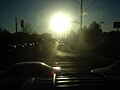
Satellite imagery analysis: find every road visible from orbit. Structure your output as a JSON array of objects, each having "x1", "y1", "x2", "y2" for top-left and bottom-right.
[
  {"x1": 0, "y1": 41, "x2": 116, "y2": 90},
  {"x1": 25, "y1": 41, "x2": 115, "y2": 90},
  {"x1": 38, "y1": 41, "x2": 112, "y2": 74}
]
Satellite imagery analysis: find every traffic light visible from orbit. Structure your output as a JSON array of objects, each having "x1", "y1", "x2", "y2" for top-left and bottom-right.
[{"x1": 21, "y1": 20, "x2": 24, "y2": 27}]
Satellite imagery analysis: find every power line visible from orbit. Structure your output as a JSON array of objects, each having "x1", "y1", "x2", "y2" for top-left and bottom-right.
[
  {"x1": 73, "y1": 0, "x2": 97, "y2": 29},
  {"x1": 85, "y1": 0, "x2": 97, "y2": 11},
  {"x1": 73, "y1": 0, "x2": 80, "y2": 5}
]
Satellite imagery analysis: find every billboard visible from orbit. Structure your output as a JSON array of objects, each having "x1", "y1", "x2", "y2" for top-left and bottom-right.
[{"x1": 113, "y1": 22, "x2": 120, "y2": 28}]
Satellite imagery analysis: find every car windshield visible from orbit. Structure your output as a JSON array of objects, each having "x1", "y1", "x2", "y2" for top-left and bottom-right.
[{"x1": 0, "y1": 0, "x2": 120, "y2": 90}]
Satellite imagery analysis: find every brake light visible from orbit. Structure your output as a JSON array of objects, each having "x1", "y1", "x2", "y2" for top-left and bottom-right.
[{"x1": 49, "y1": 70, "x2": 55, "y2": 77}]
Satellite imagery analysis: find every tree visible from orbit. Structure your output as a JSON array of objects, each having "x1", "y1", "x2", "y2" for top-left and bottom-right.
[
  {"x1": 65, "y1": 30, "x2": 78, "y2": 49},
  {"x1": 88, "y1": 21, "x2": 103, "y2": 34},
  {"x1": 85, "y1": 21, "x2": 103, "y2": 45},
  {"x1": 22, "y1": 23, "x2": 33, "y2": 34}
]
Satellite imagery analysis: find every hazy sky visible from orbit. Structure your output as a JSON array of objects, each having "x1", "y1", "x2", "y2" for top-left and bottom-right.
[{"x1": 0, "y1": 0, "x2": 120, "y2": 35}]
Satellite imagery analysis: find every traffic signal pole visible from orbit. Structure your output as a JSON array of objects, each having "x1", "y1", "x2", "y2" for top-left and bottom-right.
[
  {"x1": 15, "y1": 17, "x2": 18, "y2": 33},
  {"x1": 15, "y1": 18, "x2": 24, "y2": 33}
]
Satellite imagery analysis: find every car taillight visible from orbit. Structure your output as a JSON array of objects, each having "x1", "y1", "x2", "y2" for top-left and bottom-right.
[
  {"x1": 49, "y1": 70, "x2": 55, "y2": 77},
  {"x1": 49, "y1": 70, "x2": 57, "y2": 85}
]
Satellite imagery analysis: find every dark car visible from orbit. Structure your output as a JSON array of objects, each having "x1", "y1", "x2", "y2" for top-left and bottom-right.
[
  {"x1": 91, "y1": 60, "x2": 120, "y2": 89},
  {"x1": 0, "y1": 61, "x2": 61, "y2": 90}
]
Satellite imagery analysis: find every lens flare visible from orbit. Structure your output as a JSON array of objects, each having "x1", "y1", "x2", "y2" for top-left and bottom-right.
[{"x1": 50, "y1": 12, "x2": 70, "y2": 33}]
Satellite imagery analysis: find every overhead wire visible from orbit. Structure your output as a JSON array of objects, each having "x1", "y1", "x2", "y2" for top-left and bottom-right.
[
  {"x1": 73, "y1": 0, "x2": 81, "y2": 5},
  {"x1": 85, "y1": 0, "x2": 98, "y2": 11}
]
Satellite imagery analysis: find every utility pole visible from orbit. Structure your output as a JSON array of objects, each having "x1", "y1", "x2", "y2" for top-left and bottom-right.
[
  {"x1": 73, "y1": 0, "x2": 83, "y2": 29},
  {"x1": 80, "y1": 0, "x2": 83, "y2": 29}
]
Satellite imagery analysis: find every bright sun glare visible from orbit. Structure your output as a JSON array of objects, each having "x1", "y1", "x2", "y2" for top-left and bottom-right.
[{"x1": 50, "y1": 13, "x2": 70, "y2": 33}]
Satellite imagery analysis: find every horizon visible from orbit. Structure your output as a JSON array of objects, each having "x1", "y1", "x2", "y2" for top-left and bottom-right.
[{"x1": 0, "y1": 0, "x2": 120, "y2": 37}]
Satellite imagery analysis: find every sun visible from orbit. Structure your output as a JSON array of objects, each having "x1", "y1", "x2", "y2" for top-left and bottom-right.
[{"x1": 50, "y1": 13, "x2": 70, "y2": 33}]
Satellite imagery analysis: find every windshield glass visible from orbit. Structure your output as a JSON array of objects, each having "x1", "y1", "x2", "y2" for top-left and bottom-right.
[{"x1": 0, "y1": 0, "x2": 120, "y2": 90}]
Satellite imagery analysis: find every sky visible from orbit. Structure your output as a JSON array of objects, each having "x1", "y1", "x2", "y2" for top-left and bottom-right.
[{"x1": 0, "y1": 0, "x2": 120, "y2": 36}]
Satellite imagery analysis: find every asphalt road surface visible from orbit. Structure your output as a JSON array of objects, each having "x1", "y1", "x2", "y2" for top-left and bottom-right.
[
  {"x1": 25, "y1": 41, "x2": 115, "y2": 90},
  {"x1": 0, "y1": 41, "x2": 117, "y2": 90}
]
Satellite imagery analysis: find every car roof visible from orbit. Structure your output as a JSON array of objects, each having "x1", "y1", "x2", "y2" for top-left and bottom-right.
[
  {"x1": 13, "y1": 61, "x2": 52, "y2": 69},
  {"x1": 16, "y1": 61, "x2": 45, "y2": 65}
]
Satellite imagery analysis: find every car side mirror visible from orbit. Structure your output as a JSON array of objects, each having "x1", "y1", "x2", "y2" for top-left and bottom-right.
[{"x1": 53, "y1": 67, "x2": 61, "y2": 74}]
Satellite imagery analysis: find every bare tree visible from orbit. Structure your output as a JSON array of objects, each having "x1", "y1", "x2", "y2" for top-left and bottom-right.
[{"x1": 22, "y1": 23, "x2": 33, "y2": 34}]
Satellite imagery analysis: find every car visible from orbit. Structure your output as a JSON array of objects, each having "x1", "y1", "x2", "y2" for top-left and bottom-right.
[
  {"x1": 91, "y1": 60, "x2": 120, "y2": 89},
  {"x1": 0, "y1": 61, "x2": 61, "y2": 90},
  {"x1": 91, "y1": 60, "x2": 120, "y2": 74}
]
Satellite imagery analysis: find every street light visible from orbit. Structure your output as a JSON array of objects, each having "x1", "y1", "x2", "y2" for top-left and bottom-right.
[{"x1": 99, "y1": 22, "x2": 104, "y2": 29}]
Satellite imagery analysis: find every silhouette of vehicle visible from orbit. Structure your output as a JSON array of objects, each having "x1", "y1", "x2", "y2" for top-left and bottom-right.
[
  {"x1": 91, "y1": 60, "x2": 120, "y2": 89},
  {"x1": 0, "y1": 61, "x2": 61, "y2": 90}
]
